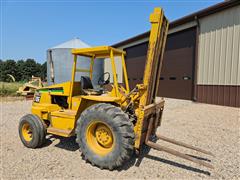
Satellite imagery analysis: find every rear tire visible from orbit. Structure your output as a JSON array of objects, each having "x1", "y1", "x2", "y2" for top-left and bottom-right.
[
  {"x1": 76, "y1": 103, "x2": 135, "y2": 170},
  {"x1": 19, "y1": 114, "x2": 46, "y2": 148}
]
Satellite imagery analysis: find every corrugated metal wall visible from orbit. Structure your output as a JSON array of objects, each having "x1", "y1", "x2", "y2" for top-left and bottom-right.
[
  {"x1": 197, "y1": 5, "x2": 240, "y2": 107},
  {"x1": 197, "y1": 5, "x2": 240, "y2": 86}
]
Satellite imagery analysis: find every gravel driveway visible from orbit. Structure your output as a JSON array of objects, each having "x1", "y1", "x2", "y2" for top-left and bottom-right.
[{"x1": 1, "y1": 98, "x2": 239, "y2": 179}]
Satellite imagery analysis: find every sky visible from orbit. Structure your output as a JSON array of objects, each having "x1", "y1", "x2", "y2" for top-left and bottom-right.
[{"x1": 1, "y1": 0, "x2": 223, "y2": 63}]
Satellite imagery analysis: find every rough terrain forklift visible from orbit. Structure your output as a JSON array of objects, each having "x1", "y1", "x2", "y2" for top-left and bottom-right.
[{"x1": 19, "y1": 7, "x2": 214, "y2": 170}]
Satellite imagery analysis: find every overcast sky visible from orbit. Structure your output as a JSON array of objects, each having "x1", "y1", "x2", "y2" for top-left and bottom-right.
[{"x1": 1, "y1": 0, "x2": 222, "y2": 63}]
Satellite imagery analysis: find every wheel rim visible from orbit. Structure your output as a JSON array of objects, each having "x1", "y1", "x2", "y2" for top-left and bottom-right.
[
  {"x1": 22, "y1": 123, "x2": 33, "y2": 142},
  {"x1": 86, "y1": 121, "x2": 114, "y2": 156}
]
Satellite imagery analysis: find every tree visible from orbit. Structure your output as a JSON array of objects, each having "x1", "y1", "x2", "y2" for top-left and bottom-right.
[
  {"x1": 1, "y1": 60, "x2": 17, "y2": 82},
  {"x1": 0, "y1": 59, "x2": 47, "y2": 82},
  {"x1": 0, "y1": 59, "x2": 3, "y2": 81},
  {"x1": 40, "y1": 61, "x2": 47, "y2": 81},
  {"x1": 21, "y1": 59, "x2": 39, "y2": 81},
  {"x1": 16, "y1": 60, "x2": 25, "y2": 81}
]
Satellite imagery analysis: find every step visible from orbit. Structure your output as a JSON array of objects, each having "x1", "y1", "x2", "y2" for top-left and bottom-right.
[
  {"x1": 47, "y1": 127, "x2": 73, "y2": 137},
  {"x1": 51, "y1": 110, "x2": 77, "y2": 118}
]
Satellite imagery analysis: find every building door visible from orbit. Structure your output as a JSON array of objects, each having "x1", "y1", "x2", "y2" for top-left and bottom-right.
[
  {"x1": 124, "y1": 27, "x2": 196, "y2": 100},
  {"x1": 125, "y1": 43, "x2": 148, "y2": 90}
]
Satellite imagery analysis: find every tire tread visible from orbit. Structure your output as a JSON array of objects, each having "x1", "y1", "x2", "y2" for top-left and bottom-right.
[{"x1": 75, "y1": 103, "x2": 135, "y2": 170}]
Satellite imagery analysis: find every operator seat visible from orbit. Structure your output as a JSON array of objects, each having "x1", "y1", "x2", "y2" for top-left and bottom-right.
[{"x1": 80, "y1": 76, "x2": 102, "y2": 95}]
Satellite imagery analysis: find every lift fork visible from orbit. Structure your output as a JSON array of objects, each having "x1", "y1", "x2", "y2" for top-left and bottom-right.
[{"x1": 145, "y1": 117, "x2": 214, "y2": 169}]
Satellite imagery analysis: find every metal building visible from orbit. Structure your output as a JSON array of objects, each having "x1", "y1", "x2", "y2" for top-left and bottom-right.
[
  {"x1": 47, "y1": 38, "x2": 104, "y2": 86},
  {"x1": 111, "y1": 0, "x2": 240, "y2": 107}
]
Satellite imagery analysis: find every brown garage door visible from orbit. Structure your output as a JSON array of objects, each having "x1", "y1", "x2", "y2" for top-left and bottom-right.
[
  {"x1": 124, "y1": 43, "x2": 148, "y2": 90},
  {"x1": 124, "y1": 27, "x2": 196, "y2": 100}
]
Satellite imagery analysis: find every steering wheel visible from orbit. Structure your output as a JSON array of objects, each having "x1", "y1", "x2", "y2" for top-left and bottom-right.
[{"x1": 98, "y1": 72, "x2": 110, "y2": 86}]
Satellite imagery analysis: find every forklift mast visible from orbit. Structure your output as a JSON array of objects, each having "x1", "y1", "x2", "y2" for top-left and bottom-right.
[
  {"x1": 140, "y1": 7, "x2": 169, "y2": 107},
  {"x1": 135, "y1": 8, "x2": 214, "y2": 169}
]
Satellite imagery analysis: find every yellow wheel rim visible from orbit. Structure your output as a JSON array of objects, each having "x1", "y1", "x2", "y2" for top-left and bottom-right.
[
  {"x1": 22, "y1": 123, "x2": 32, "y2": 142},
  {"x1": 86, "y1": 121, "x2": 114, "y2": 156}
]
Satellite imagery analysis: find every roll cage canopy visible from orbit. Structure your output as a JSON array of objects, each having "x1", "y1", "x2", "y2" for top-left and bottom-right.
[
  {"x1": 70, "y1": 46, "x2": 130, "y2": 100},
  {"x1": 72, "y1": 46, "x2": 126, "y2": 58}
]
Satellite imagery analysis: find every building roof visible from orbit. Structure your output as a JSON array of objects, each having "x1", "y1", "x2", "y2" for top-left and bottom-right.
[
  {"x1": 50, "y1": 38, "x2": 90, "y2": 49},
  {"x1": 113, "y1": 0, "x2": 239, "y2": 48}
]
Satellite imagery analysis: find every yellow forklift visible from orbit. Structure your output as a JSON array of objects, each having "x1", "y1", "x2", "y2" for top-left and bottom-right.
[{"x1": 18, "y1": 8, "x2": 214, "y2": 170}]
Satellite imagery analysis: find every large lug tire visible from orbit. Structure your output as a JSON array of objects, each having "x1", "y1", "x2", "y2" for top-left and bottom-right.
[
  {"x1": 76, "y1": 103, "x2": 135, "y2": 170},
  {"x1": 19, "y1": 114, "x2": 46, "y2": 148}
]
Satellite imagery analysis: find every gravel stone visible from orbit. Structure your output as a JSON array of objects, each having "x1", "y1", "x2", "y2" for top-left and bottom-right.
[{"x1": 1, "y1": 98, "x2": 239, "y2": 179}]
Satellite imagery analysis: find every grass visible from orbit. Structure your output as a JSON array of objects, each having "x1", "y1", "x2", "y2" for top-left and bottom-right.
[{"x1": 0, "y1": 82, "x2": 24, "y2": 96}]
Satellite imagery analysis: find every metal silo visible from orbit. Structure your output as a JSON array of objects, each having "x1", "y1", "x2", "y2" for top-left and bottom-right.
[{"x1": 47, "y1": 38, "x2": 104, "y2": 87}]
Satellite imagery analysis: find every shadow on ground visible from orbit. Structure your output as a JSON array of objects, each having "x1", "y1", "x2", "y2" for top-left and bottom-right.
[
  {"x1": 42, "y1": 135, "x2": 79, "y2": 151},
  {"x1": 135, "y1": 145, "x2": 211, "y2": 176},
  {"x1": 42, "y1": 135, "x2": 211, "y2": 175}
]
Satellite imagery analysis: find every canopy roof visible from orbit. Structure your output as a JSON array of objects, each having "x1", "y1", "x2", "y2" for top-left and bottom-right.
[{"x1": 71, "y1": 46, "x2": 126, "y2": 58}]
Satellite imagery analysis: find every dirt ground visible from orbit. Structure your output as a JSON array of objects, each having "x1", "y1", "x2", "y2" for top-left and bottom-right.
[{"x1": 1, "y1": 98, "x2": 239, "y2": 179}]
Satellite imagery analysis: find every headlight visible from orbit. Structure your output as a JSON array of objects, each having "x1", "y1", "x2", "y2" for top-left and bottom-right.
[{"x1": 34, "y1": 91, "x2": 41, "y2": 103}]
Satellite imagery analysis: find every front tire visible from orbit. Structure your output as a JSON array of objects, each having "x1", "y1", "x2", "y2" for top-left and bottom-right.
[
  {"x1": 76, "y1": 103, "x2": 135, "y2": 170},
  {"x1": 19, "y1": 114, "x2": 46, "y2": 148}
]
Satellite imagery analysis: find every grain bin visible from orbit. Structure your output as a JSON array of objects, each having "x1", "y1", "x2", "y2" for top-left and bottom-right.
[{"x1": 47, "y1": 38, "x2": 104, "y2": 87}]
